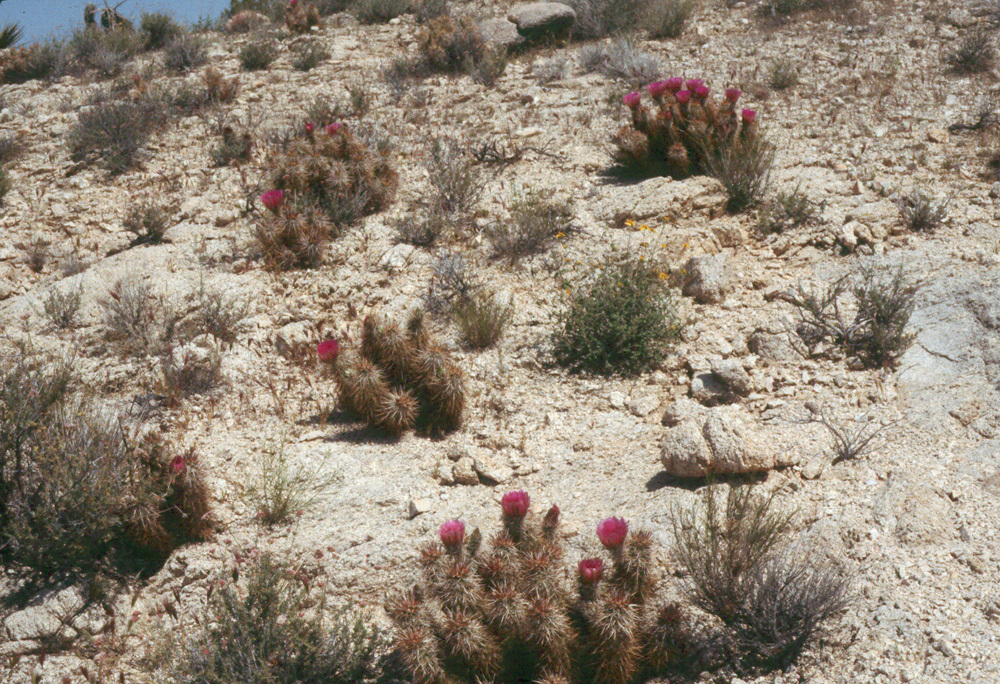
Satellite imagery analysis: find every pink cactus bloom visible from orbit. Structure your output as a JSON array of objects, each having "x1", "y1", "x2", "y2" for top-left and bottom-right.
[
  {"x1": 260, "y1": 189, "x2": 285, "y2": 213},
  {"x1": 694, "y1": 85, "x2": 710, "y2": 101},
  {"x1": 725, "y1": 88, "x2": 742, "y2": 102},
  {"x1": 325, "y1": 122, "x2": 342, "y2": 135},
  {"x1": 439, "y1": 519, "x2": 465, "y2": 548},
  {"x1": 305, "y1": 121, "x2": 315, "y2": 134},
  {"x1": 647, "y1": 81, "x2": 670, "y2": 99},
  {"x1": 171, "y1": 454, "x2": 186, "y2": 474},
  {"x1": 288, "y1": 0, "x2": 298, "y2": 7},
  {"x1": 501, "y1": 490, "x2": 530, "y2": 518},
  {"x1": 741, "y1": 108, "x2": 757, "y2": 124},
  {"x1": 578, "y1": 558, "x2": 604, "y2": 584},
  {"x1": 597, "y1": 516, "x2": 629, "y2": 549},
  {"x1": 685, "y1": 79, "x2": 704, "y2": 91},
  {"x1": 665, "y1": 77, "x2": 684, "y2": 92},
  {"x1": 317, "y1": 339, "x2": 339, "y2": 362},
  {"x1": 623, "y1": 91, "x2": 642, "y2": 109},
  {"x1": 675, "y1": 90, "x2": 692, "y2": 105}
]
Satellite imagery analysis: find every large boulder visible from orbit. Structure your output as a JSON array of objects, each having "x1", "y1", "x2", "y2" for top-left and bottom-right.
[
  {"x1": 479, "y1": 17, "x2": 525, "y2": 49},
  {"x1": 507, "y1": 3, "x2": 575, "y2": 41},
  {"x1": 660, "y1": 408, "x2": 798, "y2": 477}
]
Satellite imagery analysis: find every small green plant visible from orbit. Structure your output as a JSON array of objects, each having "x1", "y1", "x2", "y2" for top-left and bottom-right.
[
  {"x1": 245, "y1": 439, "x2": 341, "y2": 525},
  {"x1": 99, "y1": 273, "x2": 163, "y2": 352},
  {"x1": 896, "y1": 189, "x2": 948, "y2": 232},
  {"x1": 141, "y1": 11, "x2": 185, "y2": 50},
  {"x1": 239, "y1": 34, "x2": 279, "y2": 70},
  {"x1": 0, "y1": 22, "x2": 24, "y2": 50},
  {"x1": 577, "y1": 36, "x2": 663, "y2": 85},
  {"x1": 418, "y1": 14, "x2": 504, "y2": 84},
  {"x1": 643, "y1": 0, "x2": 697, "y2": 39},
  {"x1": 194, "y1": 281, "x2": 250, "y2": 343},
  {"x1": 553, "y1": 253, "x2": 682, "y2": 376},
  {"x1": 388, "y1": 490, "x2": 697, "y2": 684},
  {"x1": 702, "y1": 125, "x2": 775, "y2": 212},
  {"x1": 318, "y1": 311, "x2": 465, "y2": 436},
  {"x1": 757, "y1": 184, "x2": 815, "y2": 233},
  {"x1": 211, "y1": 125, "x2": 254, "y2": 166},
  {"x1": 68, "y1": 92, "x2": 167, "y2": 175},
  {"x1": 165, "y1": 551, "x2": 390, "y2": 684},
  {"x1": 426, "y1": 136, "x2": 483, "y2": 218},
  {"x1": 0, "y1": 167, "x2": 10, "y2": 208},
  {"x1": 160, "y1": 341, "x2": 225, "y2": 406},
  {"x1": 565, "y1": 0, "x2": 645, "y2": 39},
  {"x1": 353, "y1": 0, "x2": 411, "y2": 24},
  {"x1": 454, "y1": 290, "x2": 514, "y2": 349},
  {"x1": 41, "y1": 285, "x2": 83, "y2": 329},
  {"x1": 487, "y1": 191, "x2": 573, "y2": 263},
  {"x1": 947, "y1": 26, "x2": 996, "y2": 74},
  {"x1": 768, "y1": 56, "x2": 799, "y2": 90},
  {"x1": 164, "y1": 33, "x2": 209, "y2": 72},
  {"x1": 124, "y1": 200, "x2": 173, "y2": 246},
  {"x1": 397, "y1": 207, "x2": 451, "y2": 246},
  {"x1": 291, "y1": 39, "x2": 329, "y2": 71}
]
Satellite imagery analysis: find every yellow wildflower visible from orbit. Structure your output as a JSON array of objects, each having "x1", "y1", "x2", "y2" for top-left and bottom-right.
[
  {"x1": 624, "y1": 218, "x2": 636, "y2": 227},
  {"x1": 555, "y1": 231, "x2": 566, "y2": 238},
  {"x1": 658, "y1": 272, "x2": 668, "y2": 280}
]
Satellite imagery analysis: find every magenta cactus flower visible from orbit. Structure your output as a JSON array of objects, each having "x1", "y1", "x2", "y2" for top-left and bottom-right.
[
  {"x1": 741, "y1": 108, "x2": 756, "y2": 124},
  {"x1": 623, "y1": 91, "x2": 642, "y2": 109},
  {"x1": 171, "y1": 454, "x2": 186, "y2": 475},
  {"x1": 665, "y1": 77, "x2": 684, "y2": 92},
  {"x1": 675, "y1": 90, "x2": 692, "y2": 105},
  {"x1": 693, "y1": 85, "x2": 710, "y2": 101},
  {"x1": 260, "y1": 189, "x2": 285, "y2": 213},
  {"x1": 305, "y1": 121, "x2": 315, "y2": 135},
  {"x1": 578, "y1": 558, "x2": 604, "y2": 584},
  {"x1": 647, "y1": 81, "x2": 670, "y2": 99},
  {"x1": 597, "y1": 516, "x2": 629, "y2": 549},
  {"x1": 725, "y1": 88, "x2": 742, "y2": 102},
  {"x1": 439, "y1": 519, "x2": 465, "y2": 548},
  {"x1": 685, "y1": 79, "x2": 704, "y2": 91},
  {"x1": 325, "y1": 122, "x2": 342, "y2": 135},
  {"x1": 317, "y1": 339, "x2": 339, "y2": 362},
  {"x1": 501, "y1": 490, "x2": 530, "y2": 518}
]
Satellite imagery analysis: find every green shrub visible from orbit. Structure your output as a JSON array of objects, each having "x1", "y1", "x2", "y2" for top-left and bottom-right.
[
  {"x1": 41, "y1": 285, "x2": 83, "y2": 329},
  {"x1": 426, "y1": 136, "x2": 482, "y2": 217},
  {"x1": 239, "y1": 35, "x2": 279, "y2": 70},
  {"x1": 0, "y1": 22, "x2": 23, "y2": 50},
  {"x1": 565, "y1": 0, "x2": 644, "y2": 39},
  {"x1": 553, "y1": 253, "x2": 681, "y2": 375},
  {"x1": 353, "y1": 0, "x2": 411, "y2": 25},
  {"x1": 291, "y1": 39, "x2": 329, "y2": 71},
  {"x1": 702, "y1": 128, "x2": 775, "y2": 213},
  {"x1": 486, "y1": 191, "x2": 573, "y2": 263},
  {"x1": 644, "y1": 0, "x2": 697, "y2": 39},
  {"x1": 68, "y1": 92, "x2": 167, "y2": 175},
  {"x1": 124, "y1": 200, "x2": 172, "y2": 245},
  {"x1": 141, "y1": 11, "x2": 185, "y2": 50},
  {"x1": 0, "y1": 167, "x2": 10, "y2": 208},
  {"x1": 454, "y1": 290, "x2": 514, "y2": 349},
  {"x1": 245, "y1": 439, "x2": 341, "y2": 525},
  {"x1": 165, "y1": 33, "x2": 209, "y2": 72},
  {"x1": 896, "y1": 189, "x2": 948, "y2": 232}
]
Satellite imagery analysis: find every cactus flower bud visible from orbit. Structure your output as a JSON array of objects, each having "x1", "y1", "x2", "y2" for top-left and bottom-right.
[
  {"x1": 741, "y1": 108, "x2": 756, "y2": 124},
  {"x1": 438, "y1": 519, "x2": 465, "y2": 549},
  {"x1": 725, "y1": 88, "x2": 742, "y2": 102},
  {"x1": 260, "y1": 189, "x2": 284, "y2": 213},
  {"x1": 647, "y1": 81, "x2": 670, "y2": 99},
  {"x1": 317, "y1": 339, "x2": 339, "y2": 362},
  {"x1": 597, "y1": 516, "x2": 629, "y2": 549},
  {"x1": 304, "y1": 121, "x2": 315, "y2": 135},
  {"x1": 675, "y1": 90, "x2": 691, "y2": 105},
  {"x1": 665, "y1": 77, "x2": 684, "y2": 92},
  {"x1": 543, "y1": 504, "x2": 559, "y2": 529},
  {"x1": 623, "y1": 91, "x2": 642, "y2": 109},
  {"x1": 171, "y1": 454, "x2": 186, "y2": 474},
  {"x1": 693, "y1": 85, "x2": 710, "y2": 101},
  {"x1": 578, "y1": 558, "x2": 604, "y2": 584},
  {"x1": 501, "y1": 490, "x2": 530, "y2": 518},
  {"x1": 325, "y1": 122, "x2": 342, "y2": 135}
]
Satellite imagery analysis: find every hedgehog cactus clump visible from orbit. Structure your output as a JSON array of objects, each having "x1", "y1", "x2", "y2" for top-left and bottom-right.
[
  {"x1": 318, "y1": 311, "x2": 465, "y2": 436},
  {"x1": 387, "y1": 491, "x2": 695, "y2": 684},
  {"x1": 612, "y1": 78, "x2": 758, "y2": 179}
]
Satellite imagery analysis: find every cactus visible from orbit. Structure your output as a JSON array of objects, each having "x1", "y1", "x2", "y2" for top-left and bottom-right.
[
  {"x1": 612, "y1": 80, "x2": 758, "y2": 180},
  {"x1": 318, "y1": 311, "x2": 465, "y2": 436},
  {"x1": 387, "y1": 490, "x2": 694, "y2": 684}
]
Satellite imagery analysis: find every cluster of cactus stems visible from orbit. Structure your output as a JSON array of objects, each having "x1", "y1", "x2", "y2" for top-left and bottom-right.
[
  {"x1": 613, "y1": 78, "x2": 758, "y2": 179},
  {"x1": 285, "y1": 0, "x2": 320, "y2": 34},
  {"x1": 387, "y1": 491, "x2": 693, "y2": 684},
  {"x1": 318, "y1": 312, "x2": 465, "y2": 436}
]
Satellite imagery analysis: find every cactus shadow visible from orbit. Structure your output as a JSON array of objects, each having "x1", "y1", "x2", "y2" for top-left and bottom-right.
[
  {"x1": 645, "y1": 471, "x2": 767, "y2": 492},
  {"x1": 324, "y1": 423, "x2": 403, "y2": 445}
]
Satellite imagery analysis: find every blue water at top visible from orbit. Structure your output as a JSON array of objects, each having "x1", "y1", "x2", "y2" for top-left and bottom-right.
[{"x1": 0, "y1": 0, "x2": 235, "y2": 44}]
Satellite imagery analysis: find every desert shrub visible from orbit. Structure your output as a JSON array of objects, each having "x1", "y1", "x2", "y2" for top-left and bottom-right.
[
  {"x1": 318, "y1": 311, "x2": 465, "y2": 435},
  {"x1": 486, "y1": 191, "x2": 573, "y2": 263},
  {"x1": 553, "y1": 253, "x2": 681, "y2": 376},
  {"x1": 768, "y1": 56, "x2": 799, "y2": 90},
  {"x1": 286, "y1": 1, "x2": 321, "y2": 33},
  {"x1": 454, "y1": 290, "x2": 514, "y2": 349},
  {"x1": 41, "y1": 285, "x2": 83, "y2": 329},
  {"x1": 565, "y1": 0, "x2": 644, "y2": 39},
  {"x1": 0, "y1": 22, "x2": 23, "y2": 50},
  {"x1": 223, "y1": 0, "x2": 286, "y2": 21},
  {"x1": 291, "y1": 39, "x2": 330, "y2": 70},
  {"x1": 353, "y1": 0, "x2": 411, "y2": 24},
  {"x1": 124, "y1": 200, "x2": 172, "y2": 246},
  {"x1": 397, "y1": 208, "x2": 451, "y2": 246},
  {"x1": 0, "y1": 168, "x2": 10, "y2": 208},
  {"x1": 0, "y1": 134, "x2": 25, "y2": 166},
  {"x1": 644, "y1": 0, "x2": 697, "y2": 39},
  {"x1": 193, "y1": 282, "x2": 250, "y2": 343},
  {"x1": 68, "y1": 93, "x2": 167, "y2": 174},
  {"x1": 382, "y1": 56, "x2": 429, "y2": 100},
  {"x1": 245, "y1": 440, "x2": 341, "y2": 525},
  {"x1": 160, "y1": 340, "x2": 225, "y2": 406},
  {"x1": 578, "y1": 36, "x2": 663, "y2": 85},
  {"x1": 533, "y1": 56, "x2": 571, "y2": 83},
  {"x1": 0, "y1": 39, "x2": 68, "y2": 84},
  {"x1": 730, "y1": 547, "x2": 852, "y2": 670},
  {"x1": 415, "y1": 0, "x2": 449, "y2": 23},
  {"x1": 240, "y1": 34, "x2": 279, "y2": 70},
  {"x1": 20, "y1": 238, "x2": 48, "y2": 273},
  {"x1": 425, "y1": 252, "x2": 480, "y2": 314},
  {"x1": 471, "y1": 45, "x2": 507, "y2": 87},
  {"x1": 672, "y1": 484, "x2": 794, "y2": 625},
  {"x1": 388, "y1": 490, "x2": 698, "y2": 684},
  {"x1": 896, "y1": 189, "x2": 948, "y2": 232},
  {"x1": 702, "y1": 125, "x2": 775, "y2": 212},
  {"x1": 141, "y1": 11, "x2": 185, "y2": 51},
  {"x1": 783, "y1": 264, "x2": 917, "y2": 368},
  {"x1": 757, "y1": 184, "x2": 815, "y2": 233},
  {"x1": 98, "y1": 273, "x2": 164, "y2": 351},
  {"x1": 418, "y1": 15, "x2": 485, "y2": 73},
  {"x1": 166, "y1": 552, "x2": 389, "y2": 684},
  {"x1": 68, "y1": 27, "x2": 144, "y2": 79},
  {"x1": 315, "y1": 0, "x2": 354, "y2": 14},
  {"x1": 0, "y1": 351, "x2": 212, "y2": 581},
  {"x1": 211, "y1": 125, "x2": 254, "y2": 166},
  {"x1": 807, "y1": 407, "x2": 895, "y2": 464},
  {"x1": 426, "y1": 136, "x2": 483, "y2": 217},
  {"x1": 947, "y1": 26, "x2": 996, "y2": 74},
  {"x1": 164, "y1": 33, "x2": 208, "y2": 72}
]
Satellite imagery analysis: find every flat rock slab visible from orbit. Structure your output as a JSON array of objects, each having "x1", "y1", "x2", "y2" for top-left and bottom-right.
[
  {"x1": 479, "y1": 18, "x2": 525, "y2": 49},
  {"x1": 507, "y1": 2, "x2": 575, "y2": 40}
]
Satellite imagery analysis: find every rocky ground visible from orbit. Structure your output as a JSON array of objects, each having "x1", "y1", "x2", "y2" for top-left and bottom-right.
[{"x1": 1, "y1": 0, "x2": 999, "y2": 682}]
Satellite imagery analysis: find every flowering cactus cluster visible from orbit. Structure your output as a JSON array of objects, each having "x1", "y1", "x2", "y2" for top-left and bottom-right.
[
  {"x1": 285, "y1": 0, "x2": 320, "y2": 34},
  {"x1": 612, "y1": 78, "x2": 758, "y2": 179},
  {"x1": 387, "y1": 491, "x2": 693, "y2": 684},
  {"x1": 318, "y1": 312, "x2": 465, "y2": 436}
]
